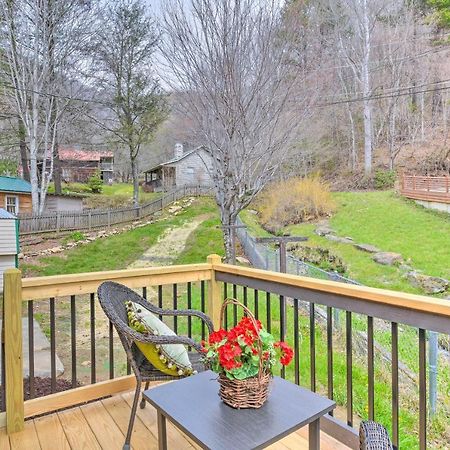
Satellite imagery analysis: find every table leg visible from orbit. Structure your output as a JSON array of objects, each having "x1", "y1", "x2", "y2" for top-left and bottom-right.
[
  {"x1": 309, "y1": 418, "x2": 320, "y2": 450},
  {"x1": 157, "y1": 411, "x2": 168, "y2": 450}
]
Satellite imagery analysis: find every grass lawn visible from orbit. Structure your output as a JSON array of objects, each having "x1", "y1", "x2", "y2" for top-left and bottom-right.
[
  {"x1": 243, "y1": 191, "x2": 450, "y2": 295},
  {"x1": 239, "y1": 190, "x2": 450, "y2": 447},
  {"x1": 22, "y1": 197, "x2": 222, "y2": 276},
  {"x1": 48, "y1": 182, "x2": 161, "y2": 206}
]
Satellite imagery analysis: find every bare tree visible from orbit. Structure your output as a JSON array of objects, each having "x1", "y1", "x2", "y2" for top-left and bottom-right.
[
  {"x1": 0, "y1": 0, "x2": 98, "y2": 213},
  {"x1": 162, "y1": 0, "x2": 309, "y2": 261},
  {"x1": 89, "y1": 0, "x2": 168, "y2": 207}
]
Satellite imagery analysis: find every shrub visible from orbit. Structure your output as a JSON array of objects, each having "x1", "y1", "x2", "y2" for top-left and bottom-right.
[
  {"x1": 62, "y1": 231, "x2": 86, "y2": 245},
  {"x1": 374, "y1": 169, "x2": 396, "y2": 190},
  {"x1": 257, "y1": 176, "x2": 335, "y2": 233},
  {"x1": 87, "y1": 171, "x2": 103, "y2": 194}
]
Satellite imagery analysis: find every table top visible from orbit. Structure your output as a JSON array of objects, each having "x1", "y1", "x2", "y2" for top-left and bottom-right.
[{"x1": 143, "y1": 370, "x2": 335, "y2": 450}]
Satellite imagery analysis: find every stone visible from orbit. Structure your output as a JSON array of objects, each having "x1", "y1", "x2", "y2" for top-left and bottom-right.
[
  {"x1": 325, "y1": 235, "x2": 354, "y2": 244},
  {"x1": 236, "y1": 256, "x2": 251, "y2": 266},
  {"x1": 372, "y1": 252, "x2": 403, "y2": 266},
  {"x1": 81, "y1": 360, "x2": 91, "y2": 367},
  {"x1": 315, "y1": 226, "x2": 335, "y2": 236},
  {"x1": 23, "y1": 237, "x2": 44, "y2": 245},
  {"x1": 18, "y1": 252, "x2": 24, "y2": 259},
  {"x1": 407, "y1": 272, "x2": 448, "y2": 294},
  {"x1": 354, "y1": 243, "x2": 380, "y2": 253},
  {"x1": 247, "y1": 209, "x2": 258, "y2": 215}
]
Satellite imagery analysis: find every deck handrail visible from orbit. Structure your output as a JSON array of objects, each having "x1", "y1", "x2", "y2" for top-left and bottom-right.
[
  {"x1": 400, "y1": 174, "x2": 450, "y2": 204},
  {"x1": 2, "y1": 255, "x2": 449, "y2": 448}
]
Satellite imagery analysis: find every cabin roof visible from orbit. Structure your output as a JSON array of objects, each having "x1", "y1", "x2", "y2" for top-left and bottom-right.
[
  {"x1": 0, "y1": 176, "x2": 32, "y2": 194},
  {"x1": 59, "y1": 149, "x2": 114, "y2": 162}
]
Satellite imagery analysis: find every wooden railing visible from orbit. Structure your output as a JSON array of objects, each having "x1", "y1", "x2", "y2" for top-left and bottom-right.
[
  {"x1": 18, "y1": 185, "x2": 211, "y2": 234},
  {"x1": 2, "y1": 256, "x2": 450, "y2": 449},
  {"x1": 400, "y1": 174, "x2": 450, "y2": 204}
]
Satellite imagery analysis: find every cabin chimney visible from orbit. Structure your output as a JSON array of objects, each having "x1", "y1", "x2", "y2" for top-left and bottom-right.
[{"x1": 174, "y1": 143, "x2": 183, "y2": 159}]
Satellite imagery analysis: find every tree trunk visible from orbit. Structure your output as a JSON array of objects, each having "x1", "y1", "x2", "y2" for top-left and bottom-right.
[
  {"x1": 362, "y1": 0, "x2": 372, "y2": 176},
  {"x1": 131, "y1": 156, "x2": 139, "y2": 207},
  {"x1": 18, "y1": 118, "x2": 30, "y2": 182},
  {"x1": 53, "y1": 142, "x2": 62, "y2": 194},
  {"x1": 220, "y1": 206, "x2": 237, "y2": 263}
]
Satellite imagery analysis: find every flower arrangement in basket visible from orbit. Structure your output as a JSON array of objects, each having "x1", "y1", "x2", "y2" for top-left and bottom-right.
[{"x1": 202, "y1": 298, "x2": 294, "y2": 409}]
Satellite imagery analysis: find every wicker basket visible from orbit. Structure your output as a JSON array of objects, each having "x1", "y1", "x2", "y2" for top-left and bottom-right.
[{"x1": 217, "y1": 298, "x2": 272, "y2": 409}]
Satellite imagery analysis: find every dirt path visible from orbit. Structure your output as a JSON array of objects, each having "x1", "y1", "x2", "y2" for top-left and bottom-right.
[{"x1": 128, "y1": 215, "x2": 207, "y2": 268}]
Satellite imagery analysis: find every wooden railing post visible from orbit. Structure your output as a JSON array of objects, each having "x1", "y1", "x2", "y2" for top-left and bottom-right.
[
  {"x1": 3, "y1": 269, "x2": 24, "y2": 433},
  {"x1": 207, "y1": 254, "x2": 222, "y2": 330}
]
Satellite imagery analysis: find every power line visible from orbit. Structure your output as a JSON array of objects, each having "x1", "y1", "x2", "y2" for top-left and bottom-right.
[{"x1": 317, "y1": 83, "x2": 450, "y2": 108}]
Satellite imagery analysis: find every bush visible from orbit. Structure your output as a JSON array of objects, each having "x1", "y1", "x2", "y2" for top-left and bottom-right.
[
  {"x1": 62, "y1": 231, "x2": 86, "y2": 245},
  {"x1": 374, "y1": 169, "x2": 396, "y2": 190},
  {"x1": 87, "y1": 171, "x2": 103, "y2": 194},
  {"x1": 257, "y1": 176, "x2": 336, "y2": 233}
]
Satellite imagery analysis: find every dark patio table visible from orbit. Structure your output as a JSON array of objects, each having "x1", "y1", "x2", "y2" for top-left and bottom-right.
[{"x1": 143, "y1": 370, "x2": 335, "y2": 450}]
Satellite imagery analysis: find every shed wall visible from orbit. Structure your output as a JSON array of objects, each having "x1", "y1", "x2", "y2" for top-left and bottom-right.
[
  {"x1": 0, "y1": 219, "x2": 18, "y2": 255},
  {"x1": 0, "y1": 255, "x2": 17, "y2": 291},
  {"x1": 0, "y1": 192, "x2": 32, "y2": 214}
]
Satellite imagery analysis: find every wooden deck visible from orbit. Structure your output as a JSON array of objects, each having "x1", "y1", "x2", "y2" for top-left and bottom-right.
[{"x1": 0, "y1": 389, "x2": 350, "y2": 450}]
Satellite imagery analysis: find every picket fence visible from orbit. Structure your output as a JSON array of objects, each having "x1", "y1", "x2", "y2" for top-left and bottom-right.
[{"x1": 18, "y1": 185, "x2": 211, "y2": 234}]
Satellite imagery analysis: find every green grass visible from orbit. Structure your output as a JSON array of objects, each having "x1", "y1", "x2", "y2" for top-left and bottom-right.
[
  {"x1": 329, "y1": 191, "x2": 450, "y2": 280},
  {"x1": 244, "y1": 191, "x2": 450, "y2": 294},
  {"x1": 48, "y1": 182, "x2": 161, "y2": 205},
  {"x1": 21, "y1": 198, "x2": 221, "y2": 276},
  {"x1": 238, "y1": 191, "x2": 450, "y2": 447}
]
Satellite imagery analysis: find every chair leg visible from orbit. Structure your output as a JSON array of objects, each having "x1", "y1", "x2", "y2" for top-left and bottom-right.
[
  {"x1": 123, "y1": 379, "x2": 142, "y2": 450},
  {"x1": 140, "y1": 381, "x2": 150, "y2": 409}
]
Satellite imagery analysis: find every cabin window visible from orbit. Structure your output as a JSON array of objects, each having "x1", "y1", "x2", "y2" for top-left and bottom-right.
[{"x1": 5, "y1": 195, "x2": 19, "y2": 214}]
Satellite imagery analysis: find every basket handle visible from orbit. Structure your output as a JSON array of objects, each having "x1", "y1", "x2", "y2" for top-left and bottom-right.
[{"x1": 219, "y1": 298, "x2": 265, "y2": 380}]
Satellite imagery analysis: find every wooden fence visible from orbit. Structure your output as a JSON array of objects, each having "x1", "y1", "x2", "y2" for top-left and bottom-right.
[
  {"x1": 400, "y1": 174, "x2": 450, "y2": 204},
  {"x1": 18, "y1": 185, "x2": 211, "y2": 235}
]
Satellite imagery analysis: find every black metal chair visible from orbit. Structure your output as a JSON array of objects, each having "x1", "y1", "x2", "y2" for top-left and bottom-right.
[
  {"x1": 97, "y1": 281, "x2": 213, "y2": 450},
  {"x1": 359, "y1": 421, "x2": 393, "y2": 449}
]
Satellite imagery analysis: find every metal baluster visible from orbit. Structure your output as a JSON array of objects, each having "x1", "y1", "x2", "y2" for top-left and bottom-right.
[
  {"x1": 327, "y1": 306, "x2": 333, "y2": 414},
  {"x1": 346, "y1": 311, "x2": 353, "y2": 427},
  {"x1": 243, "y1": 286, "x2": 248, "y2": 315},
  {"x1": 173, "y1": 284, "x2": 178, "y2": 334},
  {"x1": 109, "y1": 320, "x2": 114, "y2": 379},
  {"x1": 254, "y1": 290, "x2": 259, "y2": 319},
  {"x1": 158, "y1": 285, "x2": 163, "y2": 320},
  {"x1": 392, "y1": 322, "x2": 399, "y2": 449},
  {"x1": 142, "y1": 287, "x2": 147, "y2": 299},
  {"x1": 368, "y1": 316, "x2": 374, "y2": 421},
  {"x1": 266, "y1": 292, "x2": 271, "y2": 334},
  {"x1": 280, "y1": 295, "x2": 286, "y2": 379},
  {"x1": 28, "y1": 301, "x2": 35, "y2": 399},
  {"x1": 50, "y1": 297, "x2": 56, "y2": 393},
  {"x1": 71, "y1": 295, "x2": 77, "y2": 388},
  {"x1": 293, "y1": 298, "x2": 300, "y2": 385},
  {"x1": 187, "y1": 282, "x2": 192, "y2": 339},
  {"x1": 201, "y1": 281, "x2": 206, "y2": 341},
  {"x1": 310, "y1": 303, "x2": 316, "y2": 392},
  {"x1": 90, "y1": 293, "x2": 96, "y2": 384},
  {"x1": 232, "y1": 284, "x2": 238, "y2": 325},
  {"x1": 419, "y1": 329, "x2": 427, "y2": 450},
  {"x1": 223, "y1": 283, "x2": 228, "y2": 329}
]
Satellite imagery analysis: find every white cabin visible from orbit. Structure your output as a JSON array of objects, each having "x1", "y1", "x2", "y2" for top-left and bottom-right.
[{"x1": 0, "y1": 208, "x2": 19, "y2": 292}]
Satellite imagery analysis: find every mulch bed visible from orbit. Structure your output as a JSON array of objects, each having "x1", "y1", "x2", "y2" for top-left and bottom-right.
[{"x1": 0, "y1": 377, "x2": 79, "y2": 411}]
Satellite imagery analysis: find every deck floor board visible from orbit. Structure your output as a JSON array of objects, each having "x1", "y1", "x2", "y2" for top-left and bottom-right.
[{"x1": 5, "y1": 389, "x2": 350, "y2": 449}]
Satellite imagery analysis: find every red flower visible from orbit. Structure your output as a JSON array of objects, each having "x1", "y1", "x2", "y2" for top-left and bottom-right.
[
  {"x1": 274, "y1": 341, "x2": 294, "y2": 366},
  {"x1": 208, "y1": 329, "x2": 227, "y2": 345},
  {"x1": 217, "y1": 341, "x2": 242, "y2": 370}
]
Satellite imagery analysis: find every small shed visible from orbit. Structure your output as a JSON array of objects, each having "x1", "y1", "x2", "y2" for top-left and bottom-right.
[
  {"x1": 143, "y1": 144, "x2": 213, "y2": 192},
  {"x1": 0, "y1": 208, "x2": 19, "y2": 292}
]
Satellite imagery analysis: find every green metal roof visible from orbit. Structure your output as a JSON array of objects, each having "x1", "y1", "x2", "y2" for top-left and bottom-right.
[{"x1": 0, "y1": 176, "x2": 32, "y2": 193}]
